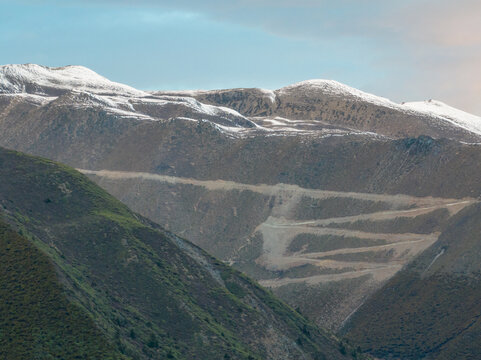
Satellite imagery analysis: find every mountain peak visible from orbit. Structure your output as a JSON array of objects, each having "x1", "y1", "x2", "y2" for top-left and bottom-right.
[
  {"x1": 402, "y1": 99, "x2": 481, "y2": 136},
  {"x1": 2, "y1": 63, "x2": 480, "y2": 138},
  {"x1": 0, "y1": 63, "x2": 145, "y2": 97},
  {"x1": 278, "y1": 78, "x2": 398, "y2": 108}
]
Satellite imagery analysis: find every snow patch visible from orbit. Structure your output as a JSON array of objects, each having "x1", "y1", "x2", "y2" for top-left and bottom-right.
[
  {"x1": 175, "y1": 116, "x2": 199, "y2": 123},
  {"x1": 423, "y1": 248, "x2": 445, "y2": 274},
  {"x1": 258, "y1": 88, "x2": 276, "y2": 103},
  {"x1": 1, "y1": 93, "x2": 56, "y2": 106},
  {"x1": 402, "y1": 100, "x2": 481, "y2": 135}
]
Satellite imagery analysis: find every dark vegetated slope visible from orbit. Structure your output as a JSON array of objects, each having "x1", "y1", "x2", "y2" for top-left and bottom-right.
[
  {"x1": 0, "y1": 219, "x2": 122, "y2": 360},
  {"x1": 0, "y1": 148, "x2": 357, "y2": 360},
  {"x1": 0, "y1": 101, "x2": 141, "y2": 169},
  {"x1": 342, "y1": 203, "x2": 481, "y2": 359},
  {"x1": 91, "y1": 178, "x2": 273, "y2": 260}
]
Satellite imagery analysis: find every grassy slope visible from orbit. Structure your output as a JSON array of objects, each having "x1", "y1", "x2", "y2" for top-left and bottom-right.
[
  {"x1": 0, "y1": 219, "x2": 122, "y2": 360},
  {"x1": 0, "y1": 148, "x2": 357, "y2": 360},
  {"x1": 342, "y1": 203, "x2": 481, "y2": 359}
]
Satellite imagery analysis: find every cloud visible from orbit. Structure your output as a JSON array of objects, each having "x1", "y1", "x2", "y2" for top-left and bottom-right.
[
  {"x1": 377, "y1": 0, "x2": 481, "y2": 114},
  {"x1": 151, "y1": 0, "x2": 481, "y2": 113},
  {"x1": 389, "y1": 0, "x2": 481, "y2": 47},
  {"x1": 20, "y1": 0, "x2": 481, "y2": 45}
]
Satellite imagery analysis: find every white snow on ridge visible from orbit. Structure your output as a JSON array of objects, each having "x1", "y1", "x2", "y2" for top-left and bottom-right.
[
  {"x1": 2, "y1": 64, "x2": 481, "y2": 138},
  {"x1": 258, "y1": 88, "x2": 276, "y2": 103},
  {"x1": 0, "y1": 64, "x2": 146, "y2": 97},
  {"x1": 0, "y1": 64, "x2": 251, "y2": 125},
  {"x1": 278, "y1": 79, "x2": 481, "y2": 136},
  {"x1": 154, "y1": 89, "x2": 208, "y2": 97},
  {"x1": 160, "y1": 80, "x2": 481, "y2": 137},
  {"x1": 49, "y1": 91, "x2": 155, "y2": 120},
  {"x1": 402, "y1": 100, "x2": 481, "y2": 136},
  {"x1": 277, "y1": 79, "x2": 400, "y2": 109},
  {"x1": 134, "y1": 95, "x2": 249, "y2": 123},
  {"x1": 1, "y1": 92, "x2": 57, "y2": 106}
]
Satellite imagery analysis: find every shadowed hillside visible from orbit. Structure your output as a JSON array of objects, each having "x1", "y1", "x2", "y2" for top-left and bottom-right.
[
  {"x1": 0, "y1": 147, "x2": 358, "y2": 360},
  {"x1": 0, "y1": 220, "x2": 122, "y2": 360}
]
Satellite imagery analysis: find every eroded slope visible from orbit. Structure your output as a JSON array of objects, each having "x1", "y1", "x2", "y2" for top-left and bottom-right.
[
  {"x1": 82, "y1": 168, "x2": 476, "y2": 329},
  {"x1": 342, "y1": 203, "x2": 481, "y2": 359}
]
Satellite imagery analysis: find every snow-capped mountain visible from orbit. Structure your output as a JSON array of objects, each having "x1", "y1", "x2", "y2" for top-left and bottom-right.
[
  {"x1": 278, "y1": 79, "x2": 481, "y2": 137},
  {"x1": 160, "y1": 78, "x2": 481, "y2": 141},
  {"x1": 0, "y1": 64, "x2": 254, "y2": 128},
  {"x1": 277, "y1": 79, "x2": 398, "y2": 107},
  {"x1": 0, "y1": 63, "x2": 146, "y2": 97},
  {"x1": 2, "y1": 63, "x2": 481, "y2": 345},
  {"x1": 2, "y1": 63, "x2": 481, "y2": 140},
  {"x1": 402, "y1": 99, "x2": 481, "y2": 136}
]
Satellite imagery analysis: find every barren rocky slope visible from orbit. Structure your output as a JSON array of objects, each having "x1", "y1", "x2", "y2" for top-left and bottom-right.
[{"x1": 342, "y1": 202, "x2": 481, "y2": 359}]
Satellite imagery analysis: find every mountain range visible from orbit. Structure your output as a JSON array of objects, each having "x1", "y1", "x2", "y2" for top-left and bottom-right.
[{"x1": 1, "y1": 63, "x2": 481, "y2": 359}]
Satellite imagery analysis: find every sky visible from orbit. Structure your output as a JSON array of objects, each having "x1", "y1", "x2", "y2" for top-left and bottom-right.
[{"x1": 1, "y1": 0, "x2": 480, "y2": 115}]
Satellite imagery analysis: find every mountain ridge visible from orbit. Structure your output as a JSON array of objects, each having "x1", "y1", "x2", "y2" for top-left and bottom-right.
[
  {"x1": 2, "y1": 64, "x2": 481, "y2": 358},
  {"x1": 2, "y1": 63, "x2": 481, "y2": 140}
]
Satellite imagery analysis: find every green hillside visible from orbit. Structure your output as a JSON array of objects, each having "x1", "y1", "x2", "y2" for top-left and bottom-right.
[
  {"x1": 0, "y1": 147, "x2": 357, "y2": 360},
  {"x1": 0, "y1": 219, "x2": 122, "y2": 360}
]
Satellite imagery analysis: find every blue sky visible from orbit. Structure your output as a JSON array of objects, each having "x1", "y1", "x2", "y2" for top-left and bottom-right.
[{"x1": 1, "y1": 0, "x2": 480, "y2": 114}]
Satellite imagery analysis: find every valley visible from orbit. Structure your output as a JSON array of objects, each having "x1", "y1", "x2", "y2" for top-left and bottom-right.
[
  {"x1": 80, "y1": 169, "x2": 477, "y2": 329},
  {"x1": 1, "y1": 63, "x2": 481, "y2": 358}
]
